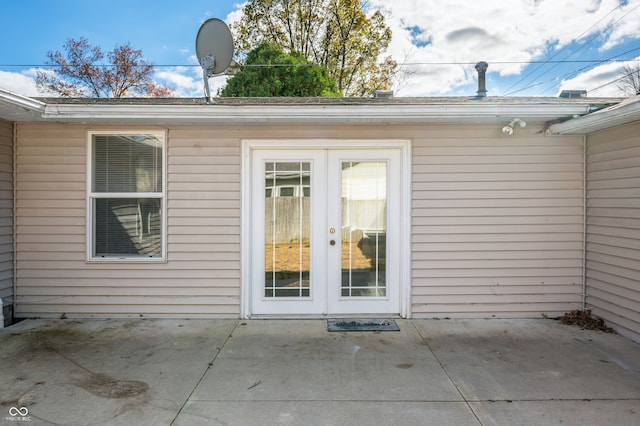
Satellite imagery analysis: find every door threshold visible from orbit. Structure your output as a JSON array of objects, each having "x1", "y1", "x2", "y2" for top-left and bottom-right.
[{"x1": 248, "y1": 313, "x2": 403, "y2": 320}]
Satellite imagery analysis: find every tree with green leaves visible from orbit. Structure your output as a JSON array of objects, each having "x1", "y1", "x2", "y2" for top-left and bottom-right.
[
  {"x1": 36, "y1": 37, "x2": 173, "y2": 98},
  {"x1": 220, "y1": 42, "x2": 340, "y2": 97},
  {"x1": 232, "y1": 0, "x2": 396, "y2": 97}
]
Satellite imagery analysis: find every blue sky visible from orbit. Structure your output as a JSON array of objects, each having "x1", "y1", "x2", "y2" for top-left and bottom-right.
[{"x1": 1, "y1": 0, "x2": 639, "y2": 98}]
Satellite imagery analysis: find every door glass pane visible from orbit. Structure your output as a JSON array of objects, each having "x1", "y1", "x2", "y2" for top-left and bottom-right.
[
  {"x1": 265, "y1": 162, "x2": 311, "y2": 298},
  {"x1": 341, "y1": 161, "x2": 387, "y2": 297}
]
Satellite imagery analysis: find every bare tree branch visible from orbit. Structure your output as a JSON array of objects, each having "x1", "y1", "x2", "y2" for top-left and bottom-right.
[
  {"x1": 35, "y1": 37, "x2": 173, "y2": 98},
  {"x1": 616, "y1": 63, "x2": 640, "y2": 97}
]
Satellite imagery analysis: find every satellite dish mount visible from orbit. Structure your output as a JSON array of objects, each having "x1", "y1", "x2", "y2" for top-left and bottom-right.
[{"x1": 195, "y1": 18, "x2": 234, "y2": 103}]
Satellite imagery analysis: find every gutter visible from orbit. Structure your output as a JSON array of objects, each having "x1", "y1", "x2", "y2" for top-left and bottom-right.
[
  {"x1": 0, "y1": 88, "x2": 46, "y2": 119},
  {"x1": 40, "y1": 102, "x2": 599, "y2": 125},
  {"x1": 548, "y1": 96, "x2": 640, "y2": 135}
]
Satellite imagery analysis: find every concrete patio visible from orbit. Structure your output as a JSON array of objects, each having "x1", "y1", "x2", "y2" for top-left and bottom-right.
[{"x1": 1, "y1": 318, "x2": 639, "y2": 425}]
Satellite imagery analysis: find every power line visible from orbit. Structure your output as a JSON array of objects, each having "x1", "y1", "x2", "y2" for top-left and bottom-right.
[
  {"x1": 500, "y1": 0, "x2": 639, "y2": 96},
  {"x1": 499, "y1": 46, "x2": 640, "y2": 96},
  {"x1": 2, "y1": 58, "x2": 640, "y2": 68},
  {"x1": 587, "y1": 61, "x2": 640, "y2": 95},
  {"x1": 502, "y1": 1, "x2": 640, "y2": 96}
]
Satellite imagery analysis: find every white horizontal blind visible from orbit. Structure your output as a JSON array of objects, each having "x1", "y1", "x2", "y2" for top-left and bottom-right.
[
  {"x1": 92, "y1": 135, "x2": 162, "y2": 193},
  {"x1": 90, "y1": 133, "x2": 164, "y2": 259}
]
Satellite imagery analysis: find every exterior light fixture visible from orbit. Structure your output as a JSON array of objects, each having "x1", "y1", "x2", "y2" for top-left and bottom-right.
[{"x1": 502, "y1": 118, "x2": 526, "y2": 135}]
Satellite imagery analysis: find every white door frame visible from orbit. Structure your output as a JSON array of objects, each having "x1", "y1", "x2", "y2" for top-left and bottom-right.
[{"x1": 241, "y1": 139, "x2": 411, "y2": 318}]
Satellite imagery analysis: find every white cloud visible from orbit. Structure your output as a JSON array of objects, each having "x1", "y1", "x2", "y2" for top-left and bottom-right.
[
  {"x1": 156, "y1": 66, "x2": 231, "y2": 98},
  {"x1": 225, "y1": 3, "x2": 246, "y2": 25},
  {"x1": 0, "y1": 69, "x2": 40, "y2": 96},
  {"x1": 367, "y1": 0, "x2": 640, "y2": 96},
  {"x1": 0, "y1": 65, "x2": 227, "y2": 99},
  {"x1": 559, "y1": 57, "x2": 639, "y2": 97},
  {"x1": 600, "y1": 1, "x2": 640, "y2": 50},
  {"x1": 3, "y1": 1, "x2": 637, "y2": 99},
  {"x1": 156, "y1": 67, "x2": 201, "y2": 96}
]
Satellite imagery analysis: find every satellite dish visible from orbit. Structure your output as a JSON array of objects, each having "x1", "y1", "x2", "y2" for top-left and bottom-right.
[{"x1": 195, "y1": 18, "x2": 234, "y2": 103}]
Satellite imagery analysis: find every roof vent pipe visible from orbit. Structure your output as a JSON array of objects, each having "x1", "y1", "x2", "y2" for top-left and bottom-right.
[{"x1": 475, "y1": 61, "x2": 488, "y2": 97}]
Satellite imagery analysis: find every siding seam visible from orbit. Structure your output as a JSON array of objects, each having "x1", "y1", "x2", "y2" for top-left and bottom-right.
[
  {"x1": 582, "y1": 135, "x2": 587, "y2": 310},
  {"x1": 12, "y1": 122, "x2": 17, "y2": 314}
]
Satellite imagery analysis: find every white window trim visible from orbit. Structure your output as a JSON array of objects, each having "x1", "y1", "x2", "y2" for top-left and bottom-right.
[{"x1": 86, "y1": 130, "x2": 167, "y2": 262}]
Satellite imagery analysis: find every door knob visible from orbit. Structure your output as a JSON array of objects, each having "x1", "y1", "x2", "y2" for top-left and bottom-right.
[{"x1": 330, "y1": 240, "x2": 336, "y2": 246}]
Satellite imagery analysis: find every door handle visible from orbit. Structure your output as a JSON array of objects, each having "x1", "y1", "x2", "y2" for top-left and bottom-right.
[{"x1": 329, "y1": 240, "x2": 336, "y2": 246}]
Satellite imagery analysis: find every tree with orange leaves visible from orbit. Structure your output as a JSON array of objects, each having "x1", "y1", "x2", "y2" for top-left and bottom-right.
[
  {"x1": 233, "y1": 0, "x2": 396, "y2": 97},
  {"x1": 36, "y1": 37, "x2": 173, "y2": 98}
]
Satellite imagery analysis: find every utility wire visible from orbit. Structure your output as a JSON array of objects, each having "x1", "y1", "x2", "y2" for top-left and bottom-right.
[
  {"x1": 2, "y1": 58, "x2": 640, "y2": 68},
  {"x1": 500, "y1": 46, "x2": 640, "y2": 96},
  {"x1": 501, "y1": 0, "x2": 637, "y2": 95},
  {"x1": 587, "y1": 63, "x2": 640, "y2": 95},
  {"x1": 502, "y1": 1, "x2": 640, "y2": 96}
]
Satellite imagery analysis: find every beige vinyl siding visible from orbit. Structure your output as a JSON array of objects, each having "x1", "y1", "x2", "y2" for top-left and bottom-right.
[
  {"x1": 15, "y1": 123, "x2": 241, "y2": 317},
  {"x1": 586, "y1": 122, "x2": 640, "y2": 342},
  {"x1": 0, "y1": 119, "x2": 14, "y2": 316},
  {"x1": 15, "y1": 122, "x2": 588, "y2": 318},
  {"x1": 411, "y1": 125, "x2": 585, "y2": 317}
]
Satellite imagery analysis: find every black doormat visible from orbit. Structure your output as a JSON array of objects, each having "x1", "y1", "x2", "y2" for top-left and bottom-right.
[{"x1": 327, "y1": 318, "x2": 400, "y2": 332}]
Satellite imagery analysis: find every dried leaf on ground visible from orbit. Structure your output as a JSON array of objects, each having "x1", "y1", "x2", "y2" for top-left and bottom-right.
[{"x1": 557, "y1": 309, "x2": 616, "y2": 333}]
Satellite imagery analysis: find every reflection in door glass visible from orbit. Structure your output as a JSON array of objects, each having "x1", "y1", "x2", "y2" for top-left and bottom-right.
[
  {"x1": 265, "y1": 162, "x2": 311, "y2": 298},
  {"x1": 341, "y1": 161, "x2": 387, "y2": 297}
]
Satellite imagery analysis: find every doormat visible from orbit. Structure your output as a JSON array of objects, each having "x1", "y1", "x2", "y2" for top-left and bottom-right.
[{"x1": 327, "y1": 318, "x2": 400, "y2": 332}]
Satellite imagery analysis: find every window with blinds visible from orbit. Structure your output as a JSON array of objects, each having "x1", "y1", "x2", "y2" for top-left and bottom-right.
[{"x1": 88, "y1": 132, "x2": 165, "y2": 260}]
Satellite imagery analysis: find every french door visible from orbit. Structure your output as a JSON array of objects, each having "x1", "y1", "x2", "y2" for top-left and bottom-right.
[{"x1": 250, "y1": 147, "x2": 402, "y2": 316}]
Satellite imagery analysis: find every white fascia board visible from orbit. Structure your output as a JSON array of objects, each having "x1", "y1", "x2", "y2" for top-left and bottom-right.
[
  {"x1": 548, "y1": 96, "x2": 640, "y2": 135},
  {"x1": 0, "y1": 87, "x2": 46, "y2": 121},
  {"x1": 42, "y1": 102, "x2": 596, "y2": 125}
]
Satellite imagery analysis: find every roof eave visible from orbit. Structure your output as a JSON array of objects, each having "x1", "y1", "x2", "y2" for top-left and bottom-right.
[
  {"x1": 41, "y1": 102, "x2": 597, "y2": 125},
  {"x1": 548, "y1": 95, "x2": 640, "y2": 135},
  {"x1": 0, "y1": 88, "x2": 46, "y2": 121}
]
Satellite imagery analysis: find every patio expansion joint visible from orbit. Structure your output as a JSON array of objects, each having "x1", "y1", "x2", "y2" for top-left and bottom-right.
[
  {"x1": 182, "y1": 398, "x2": 479, "y2": 403},
  {"x1": 169, "y1": 320, "x2": 241, "y2": 425},
  {"x1": 181, "y1": 397, "x2": 640, "y2": 403},
  {"x1": 410, "y1": 321, "x2": 484, "y2": 425},
  {"x1": 465, "y1": 397, "x2": 640, "y2": 403}
]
